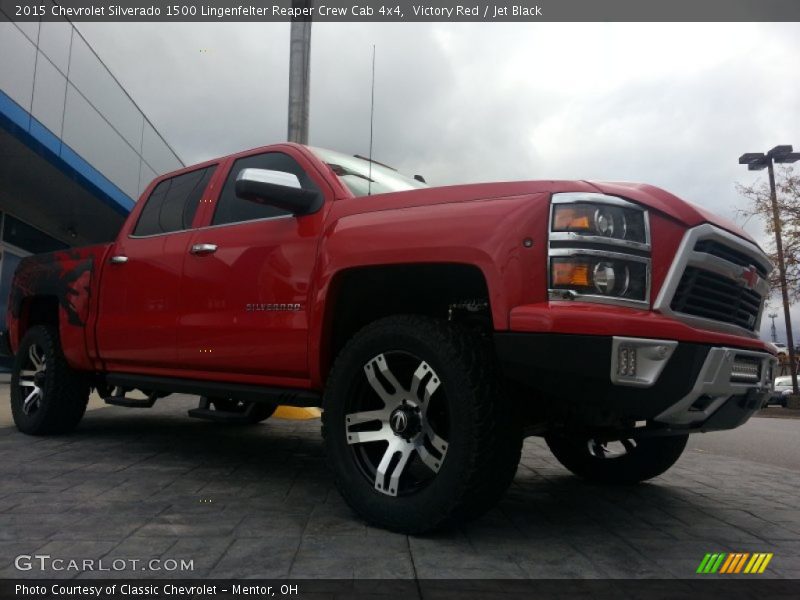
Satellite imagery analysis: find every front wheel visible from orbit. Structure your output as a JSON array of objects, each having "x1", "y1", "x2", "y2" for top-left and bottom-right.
[
  {"x1": 322, "y1": 315, "x2": 522, "y2": 534},
  {"x1": 545, "y1": 432, "x2": 688, "y2": 484},
  {"x1": 10, "y1": 325, "x2": 90, "y2": 435}
]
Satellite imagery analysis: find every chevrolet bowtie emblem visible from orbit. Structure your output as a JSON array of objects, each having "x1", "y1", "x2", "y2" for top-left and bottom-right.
[{"x1": 741, "y1": 265, "x2": 760, "y2": 290}]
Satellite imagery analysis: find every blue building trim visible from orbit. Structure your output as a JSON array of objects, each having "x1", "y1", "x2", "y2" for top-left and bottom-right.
[{"x1": 0, "y1": 89, "x2": 135, "y2": 215}]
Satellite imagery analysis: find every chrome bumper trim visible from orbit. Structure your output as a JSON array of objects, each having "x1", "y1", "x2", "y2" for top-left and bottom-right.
[{"x1": 655, "y1": 347, "x2": 775, "y2": 426}]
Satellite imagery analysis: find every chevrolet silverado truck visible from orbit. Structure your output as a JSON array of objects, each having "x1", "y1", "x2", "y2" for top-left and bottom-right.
[{"x1": 2, "y1": 143, "x2": 776, "y2": 533}]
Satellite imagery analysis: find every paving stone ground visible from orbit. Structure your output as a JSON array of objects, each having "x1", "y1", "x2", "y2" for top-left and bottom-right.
[{"x1": 0, "y1": 392, "x2": 798, "y2": 580}]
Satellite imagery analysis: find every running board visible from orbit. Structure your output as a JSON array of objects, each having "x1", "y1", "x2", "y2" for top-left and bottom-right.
[
  {"x1": 105, "y1": 373, "x2": 321, "y2": 407},
  {"x1": 104, "y1": 394, "x2": 158, "y2": 408},
  {"x1": 188, "y1": 397, "x2": 257, "y2": 423}
]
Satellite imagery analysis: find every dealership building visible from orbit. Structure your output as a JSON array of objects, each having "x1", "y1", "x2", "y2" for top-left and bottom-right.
[{"x1": 0, "y1": 3, "x2": 182, "y2": 368}]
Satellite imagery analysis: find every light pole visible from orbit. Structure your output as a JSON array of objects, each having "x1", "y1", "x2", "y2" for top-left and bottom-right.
[
  {"x1": 288, "y1": 0, "x2": 313, "y2": 144},
  {"x1": 739, "y1": 145, "x2": 800, "y2": 396},
  {"x1": 768, "y1": 312, "x2": 778, "y2": 343}
]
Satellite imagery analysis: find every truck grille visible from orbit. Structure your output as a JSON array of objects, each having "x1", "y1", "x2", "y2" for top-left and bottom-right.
[
  {"x1": 670, "y1": 267, "x2": 762, "y2": 330},
  {"x1": 654, "y1": 224, "x2": 771, "y2": 336},
  {"x1": 693, "y1": 240, "x2": 769, "y2": 278}
]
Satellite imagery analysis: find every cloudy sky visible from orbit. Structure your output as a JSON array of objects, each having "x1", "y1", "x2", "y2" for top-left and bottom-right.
[{"x1": 77, "y1": 21, "x2": 800, "y2": 339}]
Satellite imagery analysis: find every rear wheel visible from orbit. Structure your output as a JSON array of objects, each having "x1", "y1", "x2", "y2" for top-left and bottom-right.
[
  {"x1": 322, "y1": 315, "x2": 522, "y2": 534},
  {"x1": 10, "y1": 325, "x2": 89, "y2": 435},
  {"x1": 545, "y1": 432, "x2": 688, "y2": 484},
  {"x1": 205, "y1": 397, "x2": 277, "y2": 424}
]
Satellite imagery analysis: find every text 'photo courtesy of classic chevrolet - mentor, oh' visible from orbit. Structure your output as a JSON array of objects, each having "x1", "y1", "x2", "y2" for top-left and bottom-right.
[{"x1": 1, "y1": 143, "x2": 776, "y2": 534}]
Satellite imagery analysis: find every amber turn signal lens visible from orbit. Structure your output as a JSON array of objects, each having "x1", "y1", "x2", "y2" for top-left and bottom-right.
[
  {"x1": 552, "y1": 206, "x2": 593, "y2": 232},
  {"x1": 552, "y1": 262, "x2": 591, "y2": 287}
]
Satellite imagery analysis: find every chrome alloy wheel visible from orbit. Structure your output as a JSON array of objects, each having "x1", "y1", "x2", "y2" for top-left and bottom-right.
[
  {"x1": 345, "y1": 352, "x2": 449, "y2": 497},
  {"x1": 18, "y1": 343, "x2": 47, "y2": 416},
  {"x1": 587, "y1": 438, "x2": 638, "y2": 459}
]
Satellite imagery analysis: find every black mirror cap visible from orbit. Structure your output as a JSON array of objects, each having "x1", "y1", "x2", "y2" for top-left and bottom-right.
[{"x1": 235, "y1": 178, "x2": 323, "y2": 216}]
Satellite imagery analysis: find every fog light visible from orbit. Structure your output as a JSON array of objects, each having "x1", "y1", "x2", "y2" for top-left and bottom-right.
[
  {"x1": 611, "y1": 337, "x2": 678, "y2": 387},
  {"x1": 731, "y1": 356, "x2": 760, "y2": 383},
  {"x1": 618, "y1": 345, "x2": 637, "y2": 377}
]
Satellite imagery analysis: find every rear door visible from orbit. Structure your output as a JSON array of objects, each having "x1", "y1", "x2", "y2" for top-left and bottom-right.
[
  {"x1": 176, "y1": 148, "x2": 329, "y2": 381},
  {"x1": 95, "y1": 164, "x2": 218, "y2": 370}
]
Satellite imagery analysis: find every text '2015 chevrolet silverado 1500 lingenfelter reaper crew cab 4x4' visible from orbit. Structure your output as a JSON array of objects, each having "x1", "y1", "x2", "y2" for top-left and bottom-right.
[{"x1": 2, "y1": 143, "x2": 776, "y2": 533}]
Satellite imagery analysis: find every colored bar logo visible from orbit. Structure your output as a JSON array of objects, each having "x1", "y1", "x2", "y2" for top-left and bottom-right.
[{"x1": 696, "y1": 552, "x2": 773, "y2": 574}]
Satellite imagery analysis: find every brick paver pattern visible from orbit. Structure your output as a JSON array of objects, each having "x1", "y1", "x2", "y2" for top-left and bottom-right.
[{"x1": 1, "y1": 396, "x2": 798, "y2": 579}]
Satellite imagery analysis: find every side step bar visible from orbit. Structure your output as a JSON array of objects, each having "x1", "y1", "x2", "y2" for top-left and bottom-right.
[
  {"x1": 105, "y1": 373, "x2": 321, "y2": 407},
  {"x1": 104, "y1": 393, "x2": 158, "y2": 408},
  {"x1": 188, "y1": 398, "x2": 259, "y2": 423}
]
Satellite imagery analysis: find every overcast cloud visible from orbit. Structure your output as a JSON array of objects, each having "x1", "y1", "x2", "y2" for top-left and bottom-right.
[{"x1": 76, "y1": 21, "x2": 800, "y2": 340}]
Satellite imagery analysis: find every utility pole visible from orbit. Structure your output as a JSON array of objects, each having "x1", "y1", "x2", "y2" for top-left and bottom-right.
[
  {"x1": 288, "y1": 0, "x2": 313, "y2": 144},
  {"x1": 740, "y1": 145, "x2": 800, "y2": 399},
  {"x1": 769, "y1": 312, "x2": 778, "y2": 343}
]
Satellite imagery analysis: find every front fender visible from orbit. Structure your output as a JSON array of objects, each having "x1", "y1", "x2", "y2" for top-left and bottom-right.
[{"x1": 306, "y1": 193, "x2": 550, "y2": 386}]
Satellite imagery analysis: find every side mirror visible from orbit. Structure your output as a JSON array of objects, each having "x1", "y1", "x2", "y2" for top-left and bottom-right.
[{"x1": 234, "y1": 168, "x2": 322, "y2": 215}]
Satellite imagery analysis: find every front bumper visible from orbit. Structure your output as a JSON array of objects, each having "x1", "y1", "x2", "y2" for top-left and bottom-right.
[{"x1": 495, "y1": 332, "x2": 775, "y2": 432}]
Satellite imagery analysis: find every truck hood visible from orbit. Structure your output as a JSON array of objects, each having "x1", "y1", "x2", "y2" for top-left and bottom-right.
[
  {"x1": 587, "y1": 181, "x2": 757, "y2": 245},
  {"x1": 338, "y1": 179, "x2": 757, "y2": 246}
]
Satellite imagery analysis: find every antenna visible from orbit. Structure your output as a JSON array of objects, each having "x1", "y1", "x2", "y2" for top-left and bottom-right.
[{"x1": 368, "y1": 44, "x2": 376, "y2": 196}]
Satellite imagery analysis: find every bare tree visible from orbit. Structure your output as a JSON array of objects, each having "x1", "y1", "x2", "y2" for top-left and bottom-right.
[{"x1": 737, "y1": 165, "x2": 800, "y2": 297}]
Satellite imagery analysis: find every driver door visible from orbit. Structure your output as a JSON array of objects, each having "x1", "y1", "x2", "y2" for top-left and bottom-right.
[{"x1": 176, "y1": 149, "x2": 329, "y2": 380}]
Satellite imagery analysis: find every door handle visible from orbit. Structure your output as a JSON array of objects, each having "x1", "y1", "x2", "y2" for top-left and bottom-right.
[
  {"x1": 110, "y1": 255, "x2": 128, "y2": 264},
  {"x1": 190, "y1": 243, "x2": 218, "y2": 255}
]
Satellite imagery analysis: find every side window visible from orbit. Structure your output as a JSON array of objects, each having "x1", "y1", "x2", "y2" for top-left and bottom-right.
[
  {"x1": 212, "y1": 152, "x2": 320, "y2": 226},
  {"x1": 133, "y1": 166, "x2": 215, "y2": 236}
]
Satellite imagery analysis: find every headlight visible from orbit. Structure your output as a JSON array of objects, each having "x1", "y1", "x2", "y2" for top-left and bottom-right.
[
  {"x1": 548, "y1": 193, "x2": 651, "y2": 308},
  {"x1": 550, "y1": 255, "x2": 648, "y2": 302},
  {"x1": 552, "y1": 203, "x2": 647, "y2": 244}
]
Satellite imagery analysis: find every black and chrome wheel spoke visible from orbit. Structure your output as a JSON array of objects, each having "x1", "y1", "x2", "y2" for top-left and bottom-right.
[
  {"x1": 588, "y1": 437, "x2": 636, "y2": 459},
  {"x1": 363, "y1": 354, "x2": 403, "y2": 406},
  {"x1": 22, "y1": 388, "x2": 41, "y2": 414},
  {"x1": 374, "y1": 438, "x2": 414, "y2": 496},
  {"x1": 409, "y1": 360, "x2": 440, "y2": 414},
  {"x1": 346, "y1": 422, "x2": 393, "y2": 444},
  {"x1": 29, "y1": 345, "x2": 45, "y2": 371},
  {"x1": 19, "y1": 344, "x2": 46, "y2": 415}
]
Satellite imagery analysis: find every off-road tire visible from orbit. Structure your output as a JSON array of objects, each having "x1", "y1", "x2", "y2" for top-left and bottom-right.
[
  {"x1": 322, "y1": 315, "x2": 522, "y2": 534},
  {"x1": 545, "y1": 432, "x2": 688, "y2": 484},
  {"x1": 10, "y1": 325, "x2": 90, "y2": 435}
]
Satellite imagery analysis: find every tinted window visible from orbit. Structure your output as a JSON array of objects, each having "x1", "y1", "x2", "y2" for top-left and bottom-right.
[
  {"x1": 212, "y1": 152, "x2": 320, "y2": 226},
  {"x1": 133, "y1": 166, "x2": 215, "y2": 236}
]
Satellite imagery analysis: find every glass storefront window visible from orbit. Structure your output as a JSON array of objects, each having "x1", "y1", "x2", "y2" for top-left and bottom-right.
[{"x1": 2, "y1": 215, "x2": 68, "y2": 255}]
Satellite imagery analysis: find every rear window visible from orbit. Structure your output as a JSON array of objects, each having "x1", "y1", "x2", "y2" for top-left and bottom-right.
[{"x1": 133, "y1": 166, "x2": 215, "y2": 236}]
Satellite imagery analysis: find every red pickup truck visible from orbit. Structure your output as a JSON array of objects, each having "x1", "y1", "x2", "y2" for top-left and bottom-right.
[{"x1": 3, "y1": 143, "x2": 776, "y2": 533}]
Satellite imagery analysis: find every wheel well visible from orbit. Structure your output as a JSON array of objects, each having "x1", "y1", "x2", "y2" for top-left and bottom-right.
[
  {"x1": 322, "y1": 263, "x2": 491, "y2": 380},
  {"x1": 20, "y1": 296, "x2": 59, "y2": 338}
]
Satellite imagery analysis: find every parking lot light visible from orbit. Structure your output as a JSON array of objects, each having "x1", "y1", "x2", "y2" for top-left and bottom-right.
[{"x1": 739, "y1": 145, "x2": 800, "y2": 403}]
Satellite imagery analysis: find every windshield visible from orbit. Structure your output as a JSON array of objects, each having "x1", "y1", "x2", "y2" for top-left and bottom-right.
[{"x1": 309, "y1": 147, "x2": 427, "y2": 197}]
